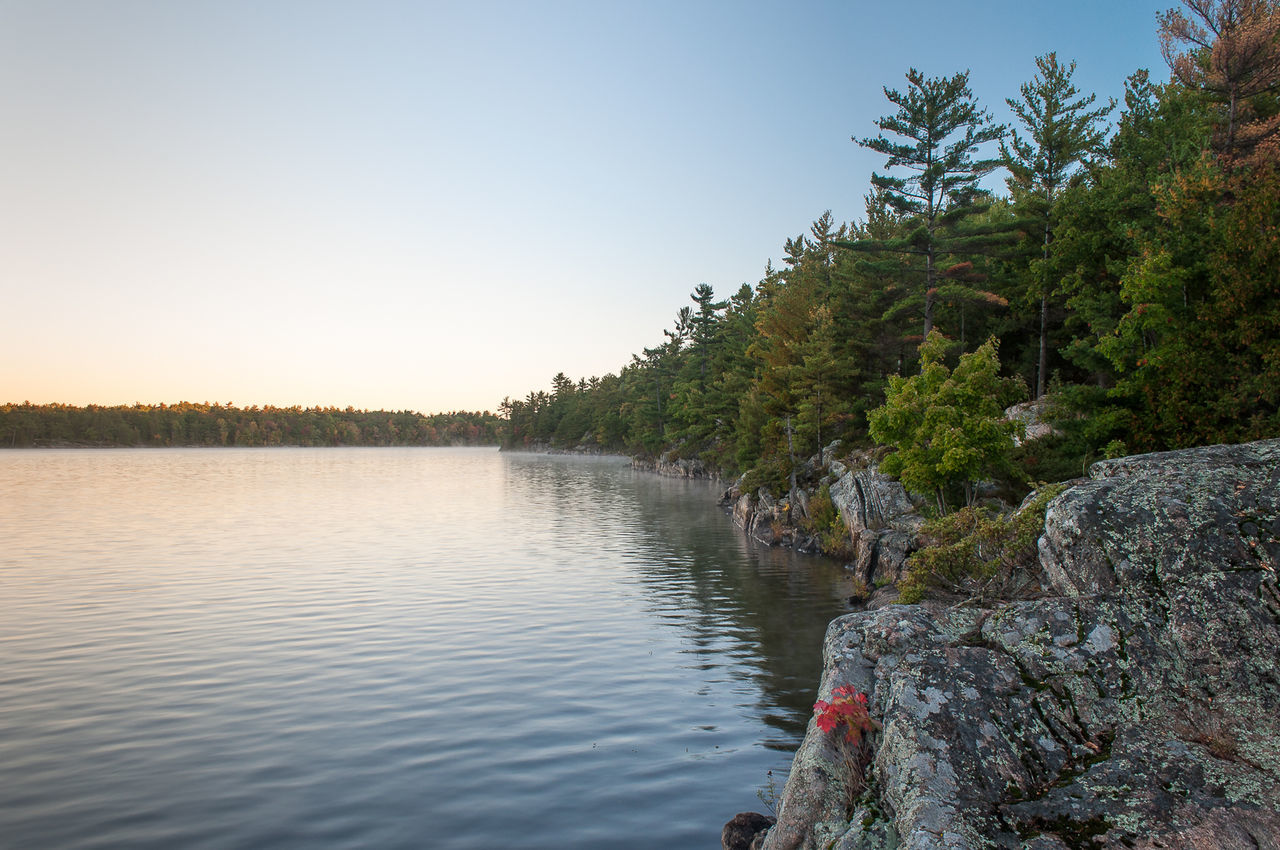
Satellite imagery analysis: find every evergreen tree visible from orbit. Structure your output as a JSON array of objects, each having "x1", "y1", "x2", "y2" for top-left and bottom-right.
[
  {"x1": 1002, "y1": 53, "x2": 1114, "y2": 397},
  {"x1": 1104, "y1": 156, "x2": 1280, "y2": 448},
  {"x1": 705, "y1": 282, "x2": 761, "y2": 470},
  {"x1": 689, "y1": 283, "x2": 727, "y2": 384},
  {"x1": 841, "y1": 69, "x2": 1008, "y2": 338},
  {"x1": 1158, "y1": 0, "x2": 1280, "y2": 164},
  {"x1": 1050, "y1": 71, "x2": 1214, "y2": 448},
  {"x1": 668, "y1": 284, "x2": 728, "y2": 455}
]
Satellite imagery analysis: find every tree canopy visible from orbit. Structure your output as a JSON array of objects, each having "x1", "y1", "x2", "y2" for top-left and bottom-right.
[{"x1": 496, "y1": 10, "x2": 1278, "y2": 501}]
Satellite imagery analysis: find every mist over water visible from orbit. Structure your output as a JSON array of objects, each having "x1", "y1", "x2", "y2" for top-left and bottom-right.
[{"x1": 0, "y1": 448, "x2": 852, "y2": 849}]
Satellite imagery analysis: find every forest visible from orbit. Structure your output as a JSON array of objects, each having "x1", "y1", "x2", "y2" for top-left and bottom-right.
[
  {"x1": 499, "y1": 0, "x2": 1280, "y2": 504},
  {"x1": 0, "y1": 402, "x2": 501, "y2": 448}
]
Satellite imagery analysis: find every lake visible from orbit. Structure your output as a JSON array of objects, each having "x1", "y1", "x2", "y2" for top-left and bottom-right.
[{"x1": 0, "y1": 448, "x2": 853, "y2": 849}]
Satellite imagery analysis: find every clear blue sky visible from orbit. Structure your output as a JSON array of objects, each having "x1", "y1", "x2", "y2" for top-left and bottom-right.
[{"x1": 1, "y1": 0, "x2": 1171, "y2": 413}]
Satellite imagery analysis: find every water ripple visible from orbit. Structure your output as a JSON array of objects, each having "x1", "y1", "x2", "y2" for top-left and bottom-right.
[{"x1": 0, "y1": 448, "x2": 853, "y2": 849}]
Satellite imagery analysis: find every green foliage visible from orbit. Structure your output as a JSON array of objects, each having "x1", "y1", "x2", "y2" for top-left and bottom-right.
[
  {"x1": 803, "y1": 484, "x2": 852, "y2": 557},
  {"x1": 858, "y1": 69, "x2": 1005, "y2": 224},
  {"x1": 843, "y1": 69, "x2": 1013, "y2": 338},
  {"x1": 1008, "y1": 382, "x2": 1135, "y2": 482},
  {"x1": 1003, "y1": 53, "x2": 1114, "y2": 202},
  {"x1": 1011, "y1": 433, "x2": 1086, "y2": 485},
  {"x1": 1002, "y1": 52, "x2": 1114, "y2": 398},
  {"x1": 868, "y1": 332, "x2": 1026, "y2": 512},
  {"x1": 1101, "y1": 158, "x2": 1280, "y2": 449},
  {"x1": 496, "y1": 21, "x2": 1279, "y2": 486},
  {"x1": 1, "y1": 402, "x2": 501, "y2": 448},
  {"x1": 1052, "y1": 72, "x2": 1213, "y2": 390},
  {"x1": 898, "y1": 483, "x2": 1065, "y2": 604}
]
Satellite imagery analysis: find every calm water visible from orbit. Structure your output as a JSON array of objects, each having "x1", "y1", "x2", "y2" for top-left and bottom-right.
[{"x1": 0, "y1": 448, "x2": 853, "y2": 849}]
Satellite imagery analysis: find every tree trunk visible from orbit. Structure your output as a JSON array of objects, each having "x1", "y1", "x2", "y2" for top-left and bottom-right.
[
  {"x1": 1036, "y1": 222, "x2": 1051, "y2": 398},
  {"x1": 1037, "y1": 294, "x2": 1048, "y2": 398},
  {"x1": 923, "y1": 238, "x2": 936, "y2": 338},
  {"x1": 785, "y1": 413, "x2": 798, "y2": 499}
]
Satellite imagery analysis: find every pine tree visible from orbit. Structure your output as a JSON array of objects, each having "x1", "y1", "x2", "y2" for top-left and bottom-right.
[
  {"x1": 1002, "y1": 53, "x2": 1114, "y2": 397},
  {"x1": 1158, "y1": 0, "x2": 1280, "y2": 164},
  {"x1": 688, "y1": 283, "x2": 727, "y2": 383},
  {"x1": 668, "y1": 284, "x2": 728, "y2": 455},
  {"x1": 840, "y1": 69, "x2": 1008, "y2": 339}
]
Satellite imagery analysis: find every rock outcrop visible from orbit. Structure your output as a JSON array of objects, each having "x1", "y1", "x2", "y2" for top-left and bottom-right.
[
  {"x1": 727, "y1": 486, "x2": 821, "y2": 551},
  {"x1": 632, "y1": 452, "x2": 720, "y2": 480},
  {"x1": 828, "y1": 454, "x2": 923, "y2": 601},
  {"x1": 753, "y1": 438, "x2": 1280, "y2": 850},
  {"x1": 1004, "y1": 399, "x2": 1060, "y2": 447},
  {"x1": 721, "y1": 447, "x2": 922, "y2": 571}
]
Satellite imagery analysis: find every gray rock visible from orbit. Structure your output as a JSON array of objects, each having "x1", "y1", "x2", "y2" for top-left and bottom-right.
[
  {"x1": 761, "y1": 438, "x2": 1280, "y2": 850},
  {"x1": 728, "y1": 486, "x2": 822, "y2": 549},
  {"x1": 829, "y1": 453, "x2": 922, "y2": 588},
  {"x1": 722, "y1": 812, "x2": 776, "y2": 850},
  {"x1": 828, "y1": 454, "x2": 921, "y2": 538},
  {"x1": 850, "y1": 528, "x2": 916, "y2": 592},
  {"x1": 633, "y1": 452, "x2": 720, "y2": 479},
  {"x1": 1004, "y1": 399, "x2": 1058, "y2": 447}
]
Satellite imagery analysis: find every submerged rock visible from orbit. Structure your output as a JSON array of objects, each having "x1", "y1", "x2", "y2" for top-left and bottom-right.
[{"x1": 759, "y1": 437, "x2": 1280, "y2": 850}]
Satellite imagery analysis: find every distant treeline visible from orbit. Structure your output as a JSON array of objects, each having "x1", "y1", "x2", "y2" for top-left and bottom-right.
[{"x1": 0, "y1": 402, "x2": 501, "y2": 448}]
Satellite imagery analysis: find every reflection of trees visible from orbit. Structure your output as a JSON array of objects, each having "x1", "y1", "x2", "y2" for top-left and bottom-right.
[{"x1": 501, "y1": 454, "x2": 852, "y2": 748}]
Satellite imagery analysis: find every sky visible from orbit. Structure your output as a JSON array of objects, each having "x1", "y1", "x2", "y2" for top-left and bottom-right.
[{"x1": 1, "y1": 0, "x2": 1172, "y2": 414}]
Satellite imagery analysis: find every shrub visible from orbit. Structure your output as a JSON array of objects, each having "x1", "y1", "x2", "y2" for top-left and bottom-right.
[
  {"x1": 898, "y1": 484, "x2": 1065, "y2": 603},
  {"x1": 814, "y1": 687, "x2": 876, "y2": 744},
  {"x1": 813, "y1": 687, "x2": 880, "y2": 812},
  {"x1": 868, "y1": 332, "x2": 1025, "y2": 513},
  {"x1": 802, "y1": 483, "x2": 852, "y2": 557}
]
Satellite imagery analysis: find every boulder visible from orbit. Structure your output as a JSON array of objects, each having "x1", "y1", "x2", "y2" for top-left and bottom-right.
[
  {"x1": 722, "y1": 811, "x2": 777, "y2": 850},
  {"x1": 762, "y1": 438, "x2": 1280, "y2": 850},
  {"x1": 1005, "y1": 399, "x2": 1060, "y2": 447},
  {"x1": 827, "y1": 454, "x2": 920, "y2": 537},
  {"x1": 729, "y1": 487, "x2": 820, "y2": 549}
]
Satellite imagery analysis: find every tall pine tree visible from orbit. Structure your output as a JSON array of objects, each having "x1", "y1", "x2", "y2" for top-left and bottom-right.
[
  {"x1": 1002, "y1": 53, "x2": 1114, "y2": 397},
  {"x1": 1158, "y1": 0, "x2": 1280, "y2": 164},
  {"x1": 840, "y1": 69, "x2": 1007, "y2": 339}
]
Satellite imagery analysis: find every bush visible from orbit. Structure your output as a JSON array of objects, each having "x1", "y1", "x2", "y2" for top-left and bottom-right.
[
  {"x1": 802, "y1": 483, "x2": 853, "y2": 557},
  {"x1": 898, "y1": 484, "x2": 1065, "y2": 603},
  {"x1": 869, "y1": 332, "x2": 1025, "y2": 513}
]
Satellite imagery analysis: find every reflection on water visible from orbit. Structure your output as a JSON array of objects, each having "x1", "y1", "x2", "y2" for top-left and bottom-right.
[{"x1": 0, "y1": 448, "x2": 854, "y2": 849}]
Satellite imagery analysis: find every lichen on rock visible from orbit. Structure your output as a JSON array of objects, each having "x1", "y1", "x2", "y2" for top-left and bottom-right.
[{"x1": 753, "y1": 438, "x2": 1280, "y2": 850}]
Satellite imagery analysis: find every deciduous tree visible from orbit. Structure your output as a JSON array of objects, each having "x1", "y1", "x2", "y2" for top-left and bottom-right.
[{"x1": 868, "y1": 332, "x2": 1024, "y2": 512}]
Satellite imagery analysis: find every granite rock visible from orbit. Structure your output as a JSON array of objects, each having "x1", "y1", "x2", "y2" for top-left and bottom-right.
[{"x1": 757, "y1": 438, "x2": 1280, "y2": 850}]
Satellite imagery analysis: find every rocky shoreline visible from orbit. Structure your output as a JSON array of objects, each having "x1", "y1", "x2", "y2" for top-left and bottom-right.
[
  {"x1": 512, "y1": 437, "x2": 1280, "y2": 846},
  {"x1": 721, "y1": 438, "x2": 1280, "y2": 850},
  {"x1": 639, "y1": 443, "x2": 925, "y2": 606}
]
